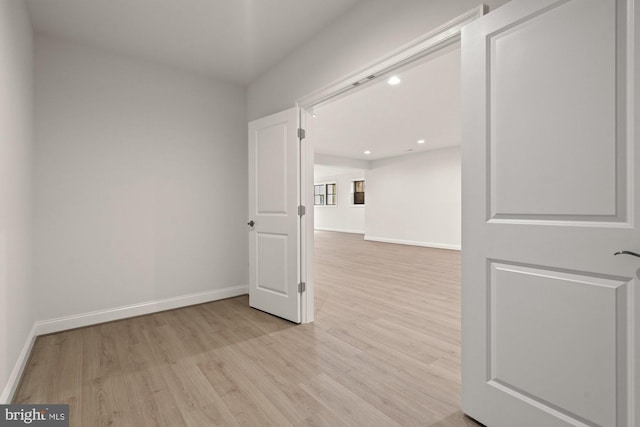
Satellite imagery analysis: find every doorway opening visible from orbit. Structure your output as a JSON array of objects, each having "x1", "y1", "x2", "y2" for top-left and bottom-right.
[
  {"x1": 306, "y1": 34, "x2": 467, "y2": 426},
  {"x1": 296, "y1": 5, "x2": 483, "y2": 324}
]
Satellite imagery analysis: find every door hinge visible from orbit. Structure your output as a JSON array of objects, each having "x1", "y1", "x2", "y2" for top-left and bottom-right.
[
  {"x1": 298, "y1": 205, "x2": 306, "y2": 216},
  {"x1": 297, "y1": 128, "x2": 306, "y2": 140},
  {"x1": 298, "y1": 282, "x2": 306, "y2": 293}
]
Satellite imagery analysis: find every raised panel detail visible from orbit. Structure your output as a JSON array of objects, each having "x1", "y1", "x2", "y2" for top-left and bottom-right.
[
  {"x1": 256, "y1": 122, "x2": 288, "y2": 214},
  {"x1": 488, "y1": 262, "x2": 629, "y2": 426},
  {"x1": 256, "y1": 233, "x2": 288, "y2": 295},
  {"x1": 488, "y1": 0, "x2": 622, "y2": 220}
]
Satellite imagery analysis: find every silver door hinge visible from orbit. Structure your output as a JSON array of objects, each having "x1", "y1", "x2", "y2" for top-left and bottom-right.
[
  {"x1": 298, "y1": 282, "x2": 306, "y2": 293},
  {"x1": 298, "y1": 128, "x2": 306, "y2": 139},
  {"x1": 298, "y1": 205, "x2": 306, "y2": 216}
]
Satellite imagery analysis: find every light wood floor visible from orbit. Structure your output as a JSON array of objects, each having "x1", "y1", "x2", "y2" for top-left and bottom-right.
[{"x1": 14, "y1": 231, "x2": 482, "y2": 426}]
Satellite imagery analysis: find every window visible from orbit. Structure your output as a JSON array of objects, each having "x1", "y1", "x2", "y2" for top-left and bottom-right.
[
  {"x1": 314, "y1": 184, "x2": 325, "y2": 205},
  {"x1": 326, "y1": 183, "x2": 336, "y2": 205},
  {"x1": 351, "y1": 180, "x2": 365, "y2": 205},
  {"x1": 314, "y1": 183, "x2": 337, "y2": 206}
]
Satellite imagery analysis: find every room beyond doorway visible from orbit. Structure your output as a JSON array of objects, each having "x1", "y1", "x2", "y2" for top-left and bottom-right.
[
  {"x1": 313, "y1": 230, "x2": 477, "y2": 426},
  {"x1": 311, "y1": 41, "x2": 462, "y2": 251}
]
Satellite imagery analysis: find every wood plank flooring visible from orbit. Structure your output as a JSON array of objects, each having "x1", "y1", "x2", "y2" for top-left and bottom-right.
[{"x1": 14, "y1": 231, "x2": 481, "y2": 426}]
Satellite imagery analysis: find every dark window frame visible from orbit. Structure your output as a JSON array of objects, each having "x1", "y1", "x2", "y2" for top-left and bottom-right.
[{"x1": 352, "y1": 180, "x2": 365, "y2": 205}]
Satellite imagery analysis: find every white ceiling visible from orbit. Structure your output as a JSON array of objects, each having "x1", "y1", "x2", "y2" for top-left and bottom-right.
[
  {"x1": 312, "y1": 44, "x2": 461, "y2": 161},
  {"x1": 26, "y1": 0, "x2": 360, "y2": 85}
]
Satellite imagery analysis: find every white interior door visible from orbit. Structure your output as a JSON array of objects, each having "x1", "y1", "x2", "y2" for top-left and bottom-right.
[
  {"x1": 461, "y1": 1, "x2": 638, "y2": 426},
  {"x1": 248, "y1": 108, "x2": 301, "y2": 323}
]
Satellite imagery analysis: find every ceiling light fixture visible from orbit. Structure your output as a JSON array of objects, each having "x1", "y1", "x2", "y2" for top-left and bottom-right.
[
  {"x1": 364, "y1": 150, "x2": 371, "y2": 155},
  {"x1": 387, "y1": 75, "x2": 401, "y2": 86},
  {"x1": 417, "y1": 139, "x2": 425, "y2": 144}
]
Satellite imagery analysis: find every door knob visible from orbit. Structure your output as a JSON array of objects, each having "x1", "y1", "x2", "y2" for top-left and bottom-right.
[
  {"x1": 614, "y1": 250, "x2": 640, "y2": 258},
  {"x1": 248, "y1": 220, "x2": 255, "y2": 227}
]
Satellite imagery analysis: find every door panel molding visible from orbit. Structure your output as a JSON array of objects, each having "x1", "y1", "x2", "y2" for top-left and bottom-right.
[
  {"x1": 487, "y1": 261, "x2": 630, "y2": 427},
  {"x1": 255, "y1": 121, "x2": 290, "y2": 215},
  {"x1": 483, "y1": 0, "x2": 633, "y2": 226}
]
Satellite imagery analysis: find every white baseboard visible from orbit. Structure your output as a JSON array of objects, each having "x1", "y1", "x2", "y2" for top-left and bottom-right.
[
  {"x1": 364, "y1": 235, "x2": 461, "y2": 251},
  {"x1": 34, "y1": 285, "x2": 248, "y2": 336},
  {"x1": 314, "y1": 227, "x2": 365, "y2": 235},
  {"x1": 1, "y1": 324, "x2": 37, "y2": 404},
  {"x1": 1, "y1": 285, "x2": 248, "y2": 403}
]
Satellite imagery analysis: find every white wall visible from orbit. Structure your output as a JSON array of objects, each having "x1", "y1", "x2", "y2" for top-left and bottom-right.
[
  {"x1": 33, "y1": 37, "x2": 248, "y2": 321},
  {"x1": 366, "y1": 147, "x2": 461, "y2": 250},
  {"x1": 247, "y1": 0, "x2": 509, "y2": 120},
  {"x1": 314, "y1": 172, "x2": 365, "y2": 234},
  {"x1": 315, "y1": 153, "x2": 370, "y2": 170},
  {"x1": 0, "y1": 0, "x2": 34, "y2": 402}
]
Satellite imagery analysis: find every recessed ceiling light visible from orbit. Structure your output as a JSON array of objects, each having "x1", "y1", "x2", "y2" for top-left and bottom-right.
[
  {"x1": 417, "y1": 139, "x2": 425, "y2": 144},
  {"x1": 312, "y1": 113, "x2": 317, "y2": 118},
  {"x1": 364, "y1": 150, "x2": 371, "y2": 155},
  {"x1": 387, "y1": 76, "x2": 401, "y2": 86}
]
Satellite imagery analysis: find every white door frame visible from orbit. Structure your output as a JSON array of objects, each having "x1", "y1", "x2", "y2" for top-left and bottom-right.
[{"x1": 294, "y1": 5, "x2": 487, "y2": 324}]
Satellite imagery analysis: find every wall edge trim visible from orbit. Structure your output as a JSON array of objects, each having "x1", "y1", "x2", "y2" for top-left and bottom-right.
[
  {"x1": 364, "y1": 235, "x2": 461, "y2": 251},
  {"x1": 34, "y1": 285, "x2": 249, "y2": 336},
  {"x1": 314, "y1": 227, "x2": 365, "y2": 234},
  {"x1": 1, "y1": 324, "x2": 37, "y2": 404}
]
